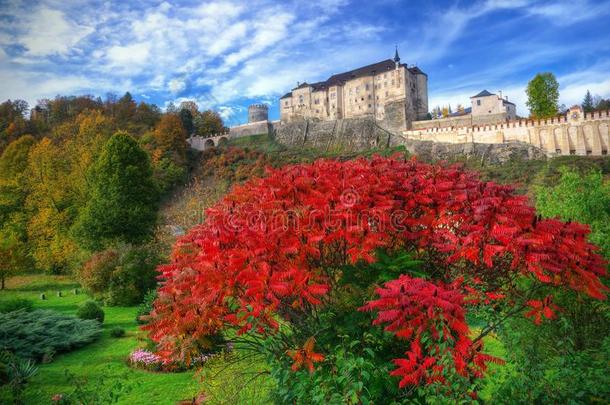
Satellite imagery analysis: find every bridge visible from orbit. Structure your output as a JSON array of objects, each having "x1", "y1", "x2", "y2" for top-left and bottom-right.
[{"x1": 187, "y1": 133, "x2": 230, "y2": 151}]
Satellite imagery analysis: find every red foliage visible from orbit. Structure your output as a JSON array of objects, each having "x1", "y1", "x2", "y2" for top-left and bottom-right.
[
  {"x1": 360, "y1": 275, "x2": 504, "y2": 387},
  {"x1": 144, "y1": 156, "x2": 606, "y2": 386},
  {"x1": 287, "y1": 337, "x2": 325, "y2": 373}
]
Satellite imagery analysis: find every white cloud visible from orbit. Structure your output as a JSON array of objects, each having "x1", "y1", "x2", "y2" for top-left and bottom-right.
[
  {"x1": 19, "y1": 6, "x2": 93, "y2": 56},
  {"x1": 168, "y1": 78, "x2": 186, "y2": 94},
  {"x1": 106, "y1": 42, "x2": 151, "y2": 70}
]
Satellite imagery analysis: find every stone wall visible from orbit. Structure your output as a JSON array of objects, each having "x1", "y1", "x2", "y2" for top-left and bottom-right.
[
  {"x1": 229, "y1": 120, "x2": 271, "y2": 138},
  {"x1": 411, "y1": 112, "x2": 510, "y2": 130},
  {"x1": 404, "y1": 108, "x2": 610, "y2": 157}
]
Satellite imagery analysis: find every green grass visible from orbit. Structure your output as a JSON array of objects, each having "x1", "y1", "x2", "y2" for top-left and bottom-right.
[{"x1": 0, "y1": 275, "x2": 271, "y2": 404}]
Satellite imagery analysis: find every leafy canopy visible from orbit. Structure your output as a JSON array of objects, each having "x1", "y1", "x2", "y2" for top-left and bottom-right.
[
  {"x1": 145, "y1": 156, "x2": 606, "y2": 394},
  {"x1": 526, "y1": 72, "x2": 559, "y2": 119},
  {"x1": 73, "y1": 132, "x2": 159, "y2": 250}
]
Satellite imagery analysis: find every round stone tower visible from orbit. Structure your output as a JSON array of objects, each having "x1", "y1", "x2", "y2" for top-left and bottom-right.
[{"x1": 248, "y1": 104, "x2": 269, "y2": 123}]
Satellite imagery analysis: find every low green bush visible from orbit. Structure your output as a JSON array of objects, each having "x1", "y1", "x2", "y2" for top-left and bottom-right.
[
  {"x1": 110, "y1": 327, "x2": 125, "y2": 338},
  {"x1": 77, "y1": 301, "x2": 105, "y2": 323},
  {"x1": 0, "y1": 298, "x2": 33, "y2": 313},
  {"x1": 135, "y1": 289, "x2": 157, "y2": 324},
  {"x1": 0, "y1": 310, "x2": 102, "y2": 362}
]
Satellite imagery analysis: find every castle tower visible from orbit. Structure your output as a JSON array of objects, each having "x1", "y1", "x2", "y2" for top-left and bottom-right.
[{"x1": 248, "y1": 104, "x2": 269, "y2": 123}]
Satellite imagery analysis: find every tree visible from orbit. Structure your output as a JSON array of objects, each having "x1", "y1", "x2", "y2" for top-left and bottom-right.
[
  {"x1": 179, "y1": 108, "x2": 194, "y2": 135},
  {"x1": 582, "y1": 90, "x2": 594, "y2": 113},
  {"x1": 144, "y1": 157, "x2": 606, "y2": 399},
  {"x1": 526, "y1": 72, "x2": 559, "y2": 119},
  {"x1": 73, "y1": 132, "x2": 159, "y2": 250},
  {"x1": 0, "y1": 227, "x2": 29, "y2": 289},
  {"x1": 595, "y1": 98, "x2": 610, "y2": 111},
  {"x1": 194, "y1": 110, "x2": 225, "y2": 137}
]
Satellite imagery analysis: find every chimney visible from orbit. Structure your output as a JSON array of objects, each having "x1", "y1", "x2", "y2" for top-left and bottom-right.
[{"x1": 498, "y1": 90, "x2": 502, "y2": 99}]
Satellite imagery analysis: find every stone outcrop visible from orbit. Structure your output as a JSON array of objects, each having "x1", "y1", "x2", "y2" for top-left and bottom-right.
[
  {"x1": 392, "y1": 137, "x2": 547, "y2": 164},
  {"x1": 271, "y1": 117, "x2": 547, "y2": 163},
  {"x1": 272, "y1": 117, "x2": 393, "y2": 151}
]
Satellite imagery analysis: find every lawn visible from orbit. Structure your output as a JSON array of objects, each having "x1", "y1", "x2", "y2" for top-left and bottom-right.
[{"x1": 0, "y1": 275, "x2": 273, "y2": 405}]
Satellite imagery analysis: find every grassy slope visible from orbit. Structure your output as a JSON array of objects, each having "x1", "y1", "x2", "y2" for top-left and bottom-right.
[{"x1": 0, "y1": 276, "x2": 212, "y2": 404}]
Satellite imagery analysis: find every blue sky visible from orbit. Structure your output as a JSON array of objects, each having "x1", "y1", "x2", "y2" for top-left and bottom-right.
[{"x1": 1, "y1": 0, "x2": 609, "y2": 125}]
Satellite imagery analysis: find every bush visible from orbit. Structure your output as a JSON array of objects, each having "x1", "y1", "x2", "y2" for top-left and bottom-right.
[
  {"x1": 110, "y1": 327, "x2": 125, "y2": 338},
  {"x1": 0, "y1": 298, "x2": 33, "y2": 313},
  {"x1": 135, "y1": 289, "x2": 157, "y2": 324},
  {"x1": 77, "y1": 249, "x2": 120, "y2": 299},
  {"x1": 0, "y1": 309, "x2": 101, "y2": 361},
  {"x1": 77, "y1": 244, "x2": 161, "y2": 306},
  {"x1": 77, "y1": 301, "x2": 104, "y2": 323}
]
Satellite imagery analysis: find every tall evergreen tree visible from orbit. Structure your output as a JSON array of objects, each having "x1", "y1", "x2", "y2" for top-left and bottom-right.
[
  {"x1": 582, "y1": 90, "x2": 594, "y2": 113},
  {"x1": 73, "y1": 132, "x2": 159, "y2": 250},
  {"x1": 526, "y1": 72, "x2": 559, "y2": 119}
]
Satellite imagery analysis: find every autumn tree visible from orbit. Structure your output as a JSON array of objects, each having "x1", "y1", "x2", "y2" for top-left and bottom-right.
[
  {"x1": 0, "y1": 227, "x2": 29, "y2": 289},
  {"x1": 526, "y1": 72, "x2": 559, "y2": 119},
  {"x1": 194, "y1": 110, "x2": 226, "y2": 137},
  {"x1": 73, "y1": 132, "x2": 159, "y2": 250}
]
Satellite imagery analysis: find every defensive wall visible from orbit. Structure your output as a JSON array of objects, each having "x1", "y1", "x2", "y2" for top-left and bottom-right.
[{"x1": 403, "y1": 107, "x2": 610, "y2": 156}]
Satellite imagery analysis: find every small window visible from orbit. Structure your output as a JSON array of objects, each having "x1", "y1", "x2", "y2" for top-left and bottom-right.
[
  {"x1": 365, "y1": 84, "x2": 370, "y2": 90},
  {"x1": 477, "y1": 100, "x2": 481, "y2": 106},
  {"x1": 284, "y1": 101, "x2": 288, "y2": 106},
  {"x1": 385, "y1": 91, "x2": 388, "y2": 96},
  {"x1": 299, "y1": 95, "x2": 304, "y2": 103},
  {"x1": 368, "y1": 95, "x2": 371, "y2": 100},
  {"x1": 368, "y1": 104, "x2": 372, "y2": 108},
  {"x1": 391, "y1": 79, "x2": 395, "y2": 85}
]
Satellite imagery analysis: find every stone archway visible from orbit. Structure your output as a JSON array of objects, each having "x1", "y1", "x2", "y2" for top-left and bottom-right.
[{"x1": 204, "y1": 138, "x2": 215, "y2": 150}]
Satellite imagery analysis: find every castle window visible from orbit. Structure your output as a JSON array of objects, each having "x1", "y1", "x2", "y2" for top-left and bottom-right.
[
  {"x1": 368, "y1": 104, "x2": 372, "y2": 108},
  {"x1": 384, "y1": 81, "x2": 387, "y2": 87},
  {"x1": 299, "y1": 95, "x2": 304, "y2": 103},
  {"x1": 284, "y1": 101, "x2": 288, "y2": 106},
  {"x1": 385, "y1": 91, "x2": 388, "y2": 97},
  {"x1": 477, "y1": 100, "x2": 481, "y2": 106},
  {"x1": 314, "y1": 99, "x2": 319, "y2": 105},
  {"x1": 391, "y1": 79, "x2": 395, "y2": 85},
  {"x1": 365, "y1": 84, "x2": 370, "y2": 90},
  {"x1": 368, "y1": 95, "x2": 371, "y2": 100}
]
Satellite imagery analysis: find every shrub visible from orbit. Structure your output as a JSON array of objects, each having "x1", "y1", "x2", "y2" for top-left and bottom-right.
[
  {"x1": 77, "y1": 249, "x2": 120, "y2": 299},
  {"x1": 110, "y1": 327, "x2": 125, "y2": 338},
  {"x1": 145, "y1": 157, "x2": 606, "y2": 401},
  {"x1": 0, "y1": 351, "x2": 38, "y2": 404},
  {"x1": 77, "y1": 301, "x2": 104, "y2": 323},
  {"x1": 0, "y1": 298, "x2": 33, "y2": 313},
  {"x1": 77, "y1": 244, "x2": 160, "y2": 306},
  {"x1": 105, "y1": 245, "x2": 160, "y2": 306},
  {"x1": 0, "y1": 309, "x2": 101, "y2": 361},
  {"x1": 136, "y1": 289, "x2": 157, "y2": 324}
]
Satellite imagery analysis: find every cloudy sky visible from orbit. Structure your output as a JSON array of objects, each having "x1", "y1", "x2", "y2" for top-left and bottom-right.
[{"x1": 1, "y1": 0, "x2": 609, "y2": 125}]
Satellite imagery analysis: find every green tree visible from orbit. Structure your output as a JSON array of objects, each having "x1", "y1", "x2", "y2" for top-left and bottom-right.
[
  {"x1": 73, "y1": 132, "x2": 159, "y2": 250},
  {"x1": 582, "y1": 90, "x2": 594, "y2": 113},
  {"x1": 0, "y1": 227, "x2": 29, "y2": 289},
  {"x1": 526, "y1": 72, "x2": 559, "y2": 119}
]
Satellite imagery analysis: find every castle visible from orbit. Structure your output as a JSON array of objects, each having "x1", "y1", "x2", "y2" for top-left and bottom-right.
[
  {"x1": 279, "y1": 48, "x2": 428, "y2": 129},
  {"x1": 207, "y1": 49, "x2": 609, "y2": 158}
]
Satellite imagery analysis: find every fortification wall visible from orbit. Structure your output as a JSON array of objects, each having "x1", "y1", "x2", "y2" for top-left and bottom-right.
[
  {"x1": 404, "y1": 109, "x2": 610, "y2": 157},
  {"x1": 229, "y1": 120, "x2": 271, "y2": 138},
  {"x1": 411, "y1": 113, "x2": 510, "y2": 130}
]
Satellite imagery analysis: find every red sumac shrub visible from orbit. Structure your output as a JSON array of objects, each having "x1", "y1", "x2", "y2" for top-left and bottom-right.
[{"x1": 145, "y1": 156, "x2": 606, "y2": 388}]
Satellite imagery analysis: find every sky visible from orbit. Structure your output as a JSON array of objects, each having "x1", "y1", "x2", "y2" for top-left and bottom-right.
[{"x1": 1, "y1": 0, "x2": 610, "y2": 125}]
